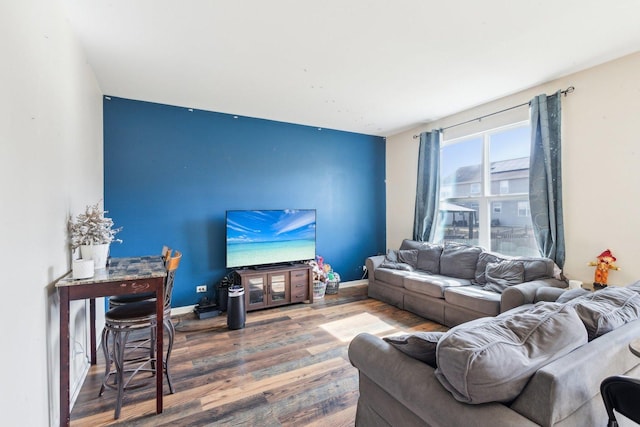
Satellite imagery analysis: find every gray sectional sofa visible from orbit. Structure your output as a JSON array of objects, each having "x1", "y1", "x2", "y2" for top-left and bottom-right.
[
  {"x1": 349, "y1": 284, "x2": 640, "y2": 426},
  {"x1": 366, "y1": 239, "x2": 566, "y2": 326}
]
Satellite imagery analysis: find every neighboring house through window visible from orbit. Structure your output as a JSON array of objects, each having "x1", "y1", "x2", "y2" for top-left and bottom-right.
[{"x1": 433, "y1": 122, "x2": 538, "y2": 257}]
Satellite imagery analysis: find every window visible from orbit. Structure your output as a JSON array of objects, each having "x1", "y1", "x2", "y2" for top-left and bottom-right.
[
  {"x1": 518, "y1": 201, "x2": 531, "y2": 217},
  {"x1": 433, "y1": 122, "x2": 538, "y2": 257},
  {"x1": 499, "y1": 180, "x2": 509, "y2": 194}
]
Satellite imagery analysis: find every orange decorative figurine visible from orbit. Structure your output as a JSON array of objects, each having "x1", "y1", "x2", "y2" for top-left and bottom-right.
[{"x1": 588, "y1": 249, "x2": 620, "y2": 290}]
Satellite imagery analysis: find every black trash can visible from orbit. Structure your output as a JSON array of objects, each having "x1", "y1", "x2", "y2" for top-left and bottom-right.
[
  {"x1": 217, "y1": 281, "x2": 230, "y2": 312},
  {"x1": 227, "y1": 285, "x2": 246, "y2": 330}
]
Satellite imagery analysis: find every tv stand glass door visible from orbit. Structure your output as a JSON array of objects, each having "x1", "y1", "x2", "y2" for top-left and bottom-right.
[
  {"x1": 267, "y1": 272, "x2": 290, "y2": 306},
  {"x1": 246, "y1": 275, "x2": 267, "y2": 310}
]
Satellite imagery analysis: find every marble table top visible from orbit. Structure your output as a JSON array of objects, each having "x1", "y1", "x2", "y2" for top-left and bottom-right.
[{"x1": 56, "y1": 256, "x2": 166, "y2": 287}]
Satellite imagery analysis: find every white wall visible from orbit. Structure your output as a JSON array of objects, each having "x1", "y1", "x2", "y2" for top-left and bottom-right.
[
  {"x1": 0, "y1": 1, "x2": 103, "y2": 425},
  {"x1": 386, "y1": 51, "x2": 640, "y2": 286}
]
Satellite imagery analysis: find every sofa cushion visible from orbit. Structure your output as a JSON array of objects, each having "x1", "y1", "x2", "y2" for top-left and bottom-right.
[
  {"x1": 434, "y1": 303, "x2": 588, "y2": 404},
  {"x1": 626, "y1": 280, "x2": 640, "y2": 294},
  {"x1": 404, "y1": 274, "x2": 472, "y2": 298},
  {"x1": 482, "y1": 260, "x2": 525, "y2": 293},
  {"x1": 399, "y1": 239, "x2": 442, "y2": 251},
  {"x1": 555, "y1": 287, "x2": 590, "y2": 303},
  {"x1": 383, "y1": 331, "x2": 444, "y2": 367},
  {"x1": 517, "y1": 256, "x2": 555, "y2": 282},
  {"x1": 439, "y1": 243, "x2": 482, "y2": 279},
  {"x1": 443, "y1": 285, "x2": 501, "y2": 316},
  {"x1": 374, "y1": 268, "x2": 411, "y2": 288},
  {"x1": 565, "y1": 286, "x2": 640, "y2": 340},
  {"x1": 416, "y1": 245, "x2": 442, "y2": 274},
  {"x1": 475, "y1": 252, "x2": 555, "y2": 284}
]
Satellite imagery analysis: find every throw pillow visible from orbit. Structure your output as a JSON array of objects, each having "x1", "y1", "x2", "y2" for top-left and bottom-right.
[
  {"x1": 383, "y1": 331, "x2": 444, "y2": 368},
  {"x1": 474, "y1": 251, "x2": 509, "y2": 285},
  {"x1": 482, "y1": 260, "x2": 525, "y2": 294},
  {"x1": 380, "y1": 249, "x2": 415, "y2": 271},
  {"x1": 565, "y1": 286, "x2": 640, "y2": 340},
  {"x1": 379, "y1": 261, "x2": 414, "y2": 271},
  {"x1": 397, "y1": 249, "x2": 419, "y2": 268},
  {"x1": 434, "y1": 303, "x2": 587, "y2": 404},
  {"x1": 385, "y1": 249, "x2": 399, "y2": 263}
]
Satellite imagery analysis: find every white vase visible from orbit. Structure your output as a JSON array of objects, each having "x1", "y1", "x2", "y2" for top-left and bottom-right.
[{"x1": 80, "y1": 243, "x2": 110, "y2": 270}]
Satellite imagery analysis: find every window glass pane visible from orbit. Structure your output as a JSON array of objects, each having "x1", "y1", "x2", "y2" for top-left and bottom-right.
[
  {"x1": 489, "y1": 126, "x2": 530, "y2": 195},
  {"x1": 490, "y1": 199, "x2": 538, "y2": 256},
  {"x1": 440, "y1": 137, "x2": 482, "y2": 199},
  {"x1": 438, "y1": 201, "x2": 478, "y2": 246},
  {"x1": 436, "y1": 123, "x2": 537, "y2": 258}
]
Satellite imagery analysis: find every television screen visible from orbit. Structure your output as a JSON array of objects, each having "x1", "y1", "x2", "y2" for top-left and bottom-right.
[{"x1": 226, "y1": 209, "x2": 316, "y2": 268}]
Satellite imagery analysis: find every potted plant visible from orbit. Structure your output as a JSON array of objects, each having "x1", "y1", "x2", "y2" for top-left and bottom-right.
[{"x1": 68, "y1": 201, "x2": 122, "y2": 269}]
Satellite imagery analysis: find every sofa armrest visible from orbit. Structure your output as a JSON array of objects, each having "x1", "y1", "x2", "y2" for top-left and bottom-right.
[
  {"x1": 366, "y1": 255, "x2": 385, "y2": 284},
  {"x1": 501, "y1": 278, "x2": 566, "y2": 313},
  {"x1": 534, "y1": 286, "x2": 566, "y2": 303},
  {"x1": 511, "y1": 319, "x2": 640, "y2": 426},
  {"x1": 348, "y1": 333, "x2": 538, "y2": 427}
]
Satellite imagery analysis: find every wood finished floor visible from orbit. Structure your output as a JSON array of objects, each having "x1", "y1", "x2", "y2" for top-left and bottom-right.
[{"x1": 70, "y1": 285, "x2": 447, "y2": 426}]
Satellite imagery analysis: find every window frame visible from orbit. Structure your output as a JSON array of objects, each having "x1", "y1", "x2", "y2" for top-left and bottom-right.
[{"x1": 437, "y1": 120, "x2": 533, "y2": 252}]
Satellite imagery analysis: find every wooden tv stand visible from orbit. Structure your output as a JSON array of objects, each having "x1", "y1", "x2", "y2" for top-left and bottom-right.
[{"x1": 233, "y1": 264, "x2": 313, "y2": 311}]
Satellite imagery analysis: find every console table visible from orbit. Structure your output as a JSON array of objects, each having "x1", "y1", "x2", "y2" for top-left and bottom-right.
[
  {"x1": 56, "y1": 256, "x2": 166, "y2": 427},
  {"x1": 234, "y1": 264, "x2": 313, "y2": 311}
]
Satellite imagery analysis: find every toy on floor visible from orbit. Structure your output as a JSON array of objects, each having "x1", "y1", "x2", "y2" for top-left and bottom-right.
[{"x1": 588, "y1": 249, "x2": 620, "y2": 290}]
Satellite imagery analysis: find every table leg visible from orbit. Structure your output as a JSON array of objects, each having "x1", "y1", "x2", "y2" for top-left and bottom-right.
[
  {"x1": 89, "y1": 298, "x2": 97, "y2": 364},
  {"x1": 59, "y1": 287, "x2": 70, "y2": 427},
  {"x1": 156, "y1": 283, "x2": 164, "y2": 414}
]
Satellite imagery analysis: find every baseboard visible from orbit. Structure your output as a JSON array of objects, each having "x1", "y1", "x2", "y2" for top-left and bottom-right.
[
  {"x1": 171, "y1": 280, "x2": 368, "y2": 315},
  {"x1": 172, "y1": 305, "x2": 197, "y2": 316},
  {"x1": 341, "y1": 279, "x2": 368, "y2": 288}
]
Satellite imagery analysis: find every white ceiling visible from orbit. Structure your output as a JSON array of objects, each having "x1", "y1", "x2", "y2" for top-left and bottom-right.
[{"x1": 62, "y1": 0, "x2": 640, "y2": 136}]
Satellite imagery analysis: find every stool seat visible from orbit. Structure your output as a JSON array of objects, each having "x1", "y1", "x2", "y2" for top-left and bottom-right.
[
  {"x1": 109, "y1": 292, "x2": 156, "y2": 306},
  {"x1": 106, "y1": 300, "x2": 161, "y2": 321}
]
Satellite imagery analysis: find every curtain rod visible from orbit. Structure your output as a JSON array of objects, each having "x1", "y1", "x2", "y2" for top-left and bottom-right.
[{"x1": 412, "y1": 86, "x2": 574, "y2": 139}]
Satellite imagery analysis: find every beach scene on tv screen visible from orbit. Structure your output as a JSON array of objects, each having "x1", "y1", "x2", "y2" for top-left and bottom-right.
[{"x1": 226, "y1": 209, "x2": 316, "y2": 267}]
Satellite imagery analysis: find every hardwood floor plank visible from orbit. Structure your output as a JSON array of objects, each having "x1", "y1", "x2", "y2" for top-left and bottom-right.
[{"x1": 70, "y1": 285, "x2": 447, "y2": 426}]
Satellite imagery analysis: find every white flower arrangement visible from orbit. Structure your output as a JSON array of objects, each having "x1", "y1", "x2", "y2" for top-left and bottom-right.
[{"x1": 68, "y1": 202, "x2": 122, "y2": 249}]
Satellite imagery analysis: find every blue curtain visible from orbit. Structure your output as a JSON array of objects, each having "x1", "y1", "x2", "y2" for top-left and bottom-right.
[
  {"x1": 529, "y1": 92, "x2": 565, "y2": 267},
  {"x1": 413, "y1": 130, "x2": 441, "y2": 242}
]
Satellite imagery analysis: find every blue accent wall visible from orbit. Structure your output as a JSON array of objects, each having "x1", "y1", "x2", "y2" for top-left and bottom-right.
[{"x1": 104, "y1": 96, "x2": 386, "y2": 307}]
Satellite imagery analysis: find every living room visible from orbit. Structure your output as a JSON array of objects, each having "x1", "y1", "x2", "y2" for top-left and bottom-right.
[{"x1": 4, "y1": 1, "x2": 640, "y2": 426}]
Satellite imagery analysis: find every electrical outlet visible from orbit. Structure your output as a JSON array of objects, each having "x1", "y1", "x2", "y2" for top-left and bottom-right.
[
  {"x1": 196, "y1": 285, "x2": 207, "y2": 293},
  {"x1": 362, "y1": 265, "x2": 367, "y2": 272}
]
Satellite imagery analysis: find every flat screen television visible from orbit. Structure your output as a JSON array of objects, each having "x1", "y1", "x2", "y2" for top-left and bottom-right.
[{"x1": 225, "y1": 209, "x2": 316, "y2": 268}]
